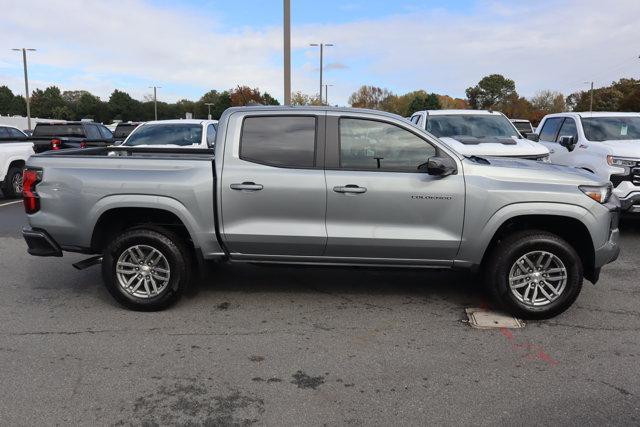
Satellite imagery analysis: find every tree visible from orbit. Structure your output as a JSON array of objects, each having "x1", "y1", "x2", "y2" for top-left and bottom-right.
[
  {"x1": 229, "y1": 86, "x2": 277, "y2": 106},
  {"x1": 290, "y1": 91, "x2": 321, "y2": 106},
  {"x1": 348, "y1": 85, "x2": 393, "y2": 110},
  {"x1": 0, "y1": 86, "x2": 16, "y2": 115},
  {"x1": 108, "y1": 89, "x2": 141, "y2": 121},
  {"x1": 530, "y1": 90, "x2": 565, "y2": 114},
  {"x1": 437, "y1": 95, "x2": 469, "y2": 110},
  {"x1": 196, "y1": 90, "x2": 231, "y2": 119},
  {"x1": 30, "y1": 86, "x2": 66, "y2": 118},
  {"x1": 465, "y1": 74, "x2": 516, "y2": 109},
  {"x1": 407, "y1": 91, "x2": 441, "y2": 115}
]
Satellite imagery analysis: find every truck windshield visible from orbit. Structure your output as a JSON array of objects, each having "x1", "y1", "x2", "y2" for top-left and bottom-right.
[
  {"x1": 582, "y1": 116, "x2": 640, "y2": 141},
  {"x1": 124, "y1": 124, "x2": 202, "y2": 146},
  {"x1": 426, "y1": 114, "x2": 519, "y2": 139},
  {"x1": 32, "y1": 124, "x2": 85, "y2": 137}
]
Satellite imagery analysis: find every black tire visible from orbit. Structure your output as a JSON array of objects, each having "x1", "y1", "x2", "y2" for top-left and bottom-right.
[
  {"x1": 2, "y1": 166, "x2": 23, "y2": 198},
  {"x1": 102, "y1": 227, "x2": 192, "y2": 311},
  {"x1": 484, "y1": 230, "x2": 583, "y2": 319}
]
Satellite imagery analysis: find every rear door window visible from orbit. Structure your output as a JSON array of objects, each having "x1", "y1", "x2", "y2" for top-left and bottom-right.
[
  {"x1": 124, "y1": 123, "x2": 203, "y2": 146},
  {"x1": 8, "y1": 128, "x2": 25, "y2": 138},
  {"x1": 32, "y1": 124, "x2": 85, "y2": 137},
  {"x1": 538, "y1": 118, "x2": 564, "y2": 142},
  {"x1": 98, "y1": 126, "x2": 113, "y2": 139},
  {"x1": 240, "y1": 116, "x2": 316, "y2": 168}
]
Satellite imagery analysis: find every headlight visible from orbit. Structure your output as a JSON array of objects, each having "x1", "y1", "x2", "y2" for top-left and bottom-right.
[
  {"x1": 579, "y1": 184, "x2": 612, "y2": 204},
  {"x1": 607, "y1": 155, "x2": 637, "y2": 167}
]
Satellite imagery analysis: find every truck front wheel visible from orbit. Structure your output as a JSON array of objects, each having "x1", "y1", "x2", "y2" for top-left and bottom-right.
[
  {"x1": 484, "y1": 230, "x2": 583, "y2": 319},
  {"x1": 102, "y1": 228, "x2": 191, "y2": 311}
]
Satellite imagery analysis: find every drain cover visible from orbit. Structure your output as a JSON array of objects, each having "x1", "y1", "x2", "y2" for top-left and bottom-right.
[{"x1": 465, "y1": 308, "x2": 525, "y2": 329}]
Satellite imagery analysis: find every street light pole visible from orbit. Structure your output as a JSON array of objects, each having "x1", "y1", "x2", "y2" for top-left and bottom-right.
[
  {"x1": 204, "y1": 102, "x2": 214, "y2": 120},
  {"x1": 283, "y1": 0, "x2": 291, "y2": 105},
  {"x1": 324, "y1": 84, "x2": 333, "y2": 106},
  {"x1": 149, "y1": 86, "x2": 161, "y2": 120},
  {"x1": 310, "y1": 43, "x2": 333, "y2": 104},
  {"x1": 12, "y1": 48, "x2": 36, "y2": 130}
]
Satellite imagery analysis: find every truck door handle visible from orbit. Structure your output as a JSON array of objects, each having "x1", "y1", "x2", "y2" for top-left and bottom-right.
[
  {"x1": 333, "y1": 185, "x2": 367, "y2": 194},
  {"x1": 230, "y1": 182, "x2": 263, "y2": 191}
]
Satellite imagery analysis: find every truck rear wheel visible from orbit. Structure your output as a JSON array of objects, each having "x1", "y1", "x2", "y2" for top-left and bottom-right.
[
  {"x1": 484, "y1": 230, "x2": 583, "y2": 319},
  {"x1": 102, "y1": 228, "x2": 191, "y2": 311},
  {"x1": 2, "y1": 166, "x2": 24, "y2": 198}
]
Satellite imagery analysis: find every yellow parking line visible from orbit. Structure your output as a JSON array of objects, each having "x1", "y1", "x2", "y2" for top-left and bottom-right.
[{"x1": 0, "y1": 200, "x2": 22, "y2": 208}]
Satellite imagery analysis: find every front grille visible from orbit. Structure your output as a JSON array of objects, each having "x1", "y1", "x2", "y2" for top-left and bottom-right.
[{"x1": 610, "y1": 161, "x2": 640, "y2": 187}]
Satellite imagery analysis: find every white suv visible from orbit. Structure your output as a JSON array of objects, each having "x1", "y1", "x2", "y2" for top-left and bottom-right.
[
  {"x1": 535, "y1": 112, "x2": 640, "y2": 213},
  {"x1": 410, "y1": 110, "x2": 549, "y2": 161},
  {"x1": 121, "y1": 119, "x2": 218, "y2": 148}
]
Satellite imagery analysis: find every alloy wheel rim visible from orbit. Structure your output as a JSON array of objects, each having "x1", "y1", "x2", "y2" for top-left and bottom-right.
[
  {"x1": 508, "y1": 250, "x2": 567, "y2": 307},
  {"x1": 116, "y1": 244, "x2": 171, "y2": 299},
  {"x1": 12, "y1": 172, "x2": 22, "y2": 194}
]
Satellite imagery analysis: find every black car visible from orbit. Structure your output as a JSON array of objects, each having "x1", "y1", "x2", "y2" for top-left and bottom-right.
[
  {"x1": 31, "y1": 121, "x2": 114, "y2": 153},
  {"x1": 113, "y1": 122, "x2": 143, "y2": 143}
]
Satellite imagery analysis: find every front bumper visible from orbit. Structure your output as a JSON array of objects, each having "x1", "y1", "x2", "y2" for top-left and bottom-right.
[
  {"x1": 613, "y1": 182, "x2": 640, "y2": 213},
  {"x1": 23, "y1": 227, "x2": 63, "y2": 257},
  {"x1": 594, "y1": 205, "x2": 620, "y2": 270}
]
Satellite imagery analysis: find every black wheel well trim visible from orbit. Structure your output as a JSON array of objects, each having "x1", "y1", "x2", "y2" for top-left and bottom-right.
[
  {"x1": 90, "y1": 207, "x2": 197, "y2": 255},
  {"x1": 481, "y1": 214, "x2": 597, "y2": 283}
]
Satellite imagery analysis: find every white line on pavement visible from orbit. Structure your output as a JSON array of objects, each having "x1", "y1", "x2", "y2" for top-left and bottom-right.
[{"x1": 0, "y1": 200, "x2": 22, "y2": 208}]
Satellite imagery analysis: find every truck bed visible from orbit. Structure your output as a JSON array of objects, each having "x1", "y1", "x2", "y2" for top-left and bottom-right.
[{"x1": 25, "y1": 146, "x2": 221, "y2": 257}]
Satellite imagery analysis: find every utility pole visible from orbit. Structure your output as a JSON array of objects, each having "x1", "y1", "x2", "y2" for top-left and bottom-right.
[
  {"x1": 283, "y1": 0, "x2": 291, "y2": 105},
  {"x1": 310, "y1": 43, "x2": 333, "y2": 104},
  {"x1": 11, "y1": 48, "x2": 36, "y2": 130},
  {"x1": 149, "y1": 86, "x2": 161, "y2": 120},
  {"x1": 204, "y1": 103, "x2": 214, "y2": 120},
  {"x1": 324, "y1": 84, "x2": 333, "y2": 106},
  {"x1": 587, "y1": 81, "x2": 594, "y2": 112}
]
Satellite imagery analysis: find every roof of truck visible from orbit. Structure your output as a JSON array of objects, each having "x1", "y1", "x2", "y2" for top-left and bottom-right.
[
  {"x1": 543, "y1": 112, "x2": 640, "y2": 119},
  {"x1": 420, "y1": 109, "x2": 501, "y2": 116},
  {"x1": 222, "y1": 105, "x2": 405, "y2": 120}
]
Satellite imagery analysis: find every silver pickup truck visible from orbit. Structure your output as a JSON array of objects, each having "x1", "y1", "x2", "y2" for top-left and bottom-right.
[{"x1": 22, "y1": 106, "x2": 620, "y2": 318}]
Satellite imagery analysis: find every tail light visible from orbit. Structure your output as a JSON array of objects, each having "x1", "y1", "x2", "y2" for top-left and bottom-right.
[
  {"x1": 51, "y1": 139, "x2": 61, "y2": 150},
  {"x1": 80, "y1": 140, "x2": 87, "y2": 148},
  {"x1": 23, "y1": 168, "x2": 42, "y2": 214}
]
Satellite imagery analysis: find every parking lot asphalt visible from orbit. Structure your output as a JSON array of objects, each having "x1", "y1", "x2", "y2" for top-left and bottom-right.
[{"x1": 0, "y1": 198, "x2": 639, "y2": 425}]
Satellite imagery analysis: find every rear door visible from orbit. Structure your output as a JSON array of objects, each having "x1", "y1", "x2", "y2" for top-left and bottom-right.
[
  {"x1": 323, "y1": 113, "x2": 465, "y2": 263},
  {"x1": 220, "y1": 112, "x2": 327, "y2": 256}
]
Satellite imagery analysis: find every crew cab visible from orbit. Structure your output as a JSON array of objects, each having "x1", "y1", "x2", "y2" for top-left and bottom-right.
[
  {"x1": 410, "y1": 110, "x2": 549, "y2": 161},
  {"x1": 120, "y1": 119, "x2": 217, "y2": 148},
  {"x1": 534, "y1": 112, "x2": 640, "y2": 213},
  {"x1": 0, "y1": 125, "x2": 33, "y2": 197},
  {"x1": 31, "y1": 121, "x2": 114, "y2": 153},
  {"x1": 22, "y1": 107, "x2": 619, "y2": 318}
]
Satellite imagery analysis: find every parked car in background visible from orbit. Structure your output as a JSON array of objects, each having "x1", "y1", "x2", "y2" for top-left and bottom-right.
[
  {"x1": 120, "y1": 120, "x2": 217, "y2": 148},
  {"x1": 533, "y1": 112, "x2": 640, "y2": 213},
  {"x1": 410, "y1": 110, "x2": 549, "y2": 161},
  {"x1": 0, "y1": 125, "x2": 33, "y2": 197},
  {"x1": 511, "y1": 119, "x2": 535, "y2": 136},
  {"x1": 22, "y1": 106, "x2": 619, "y2": 318},
  {"x1": 113, "y1": 122, "x2": 143, "y2": 143},
  {"x1": 31, "y1": 121, "x2": 114, "y2": 153}
]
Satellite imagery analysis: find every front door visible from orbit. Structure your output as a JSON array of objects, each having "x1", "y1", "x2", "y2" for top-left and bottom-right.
[
  {"x1": 539, "y1": 117, "x2": 577, "y2": 165},
  {"x1": 324, "y1": 115, "x2": 465, "y2": 263},
  {"x1": 220, "y1": 114, "x2": 327, "y2": 256}
]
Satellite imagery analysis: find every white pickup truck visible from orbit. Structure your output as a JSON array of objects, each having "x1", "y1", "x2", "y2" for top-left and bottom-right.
[
  {"x1": 410, "y1": 110, "x2": 549, "y2": 161},
  {"x1": 0, "y1": 125, "x2": 33, "y2": 198},
  {"x1": 120, "y1": 119, "x2": 218, "y2": 148},
  {"x1": 534, "y1": 112, "x2": 640, "y2": 213}
]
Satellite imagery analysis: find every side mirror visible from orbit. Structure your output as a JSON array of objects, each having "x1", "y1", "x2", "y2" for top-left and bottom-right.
[
  {"x1": 525, "y1": 133, "x2": 540, "y2": 142},
  {"x1": 559, "y1": 135, "x2": 576, "y2": 152},
  {"x1": 419, "y1": 156, "x2": 457, "y2": 177}
]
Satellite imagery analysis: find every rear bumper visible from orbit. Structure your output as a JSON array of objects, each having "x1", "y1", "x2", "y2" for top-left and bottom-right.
[{"x1": 22, "y1": 227, "x2": 63, "y2": 257}]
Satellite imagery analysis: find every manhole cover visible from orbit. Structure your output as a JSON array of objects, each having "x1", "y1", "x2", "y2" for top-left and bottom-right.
[{"x1": 465, "y1": 308, "x2": 525, "y2": 329}]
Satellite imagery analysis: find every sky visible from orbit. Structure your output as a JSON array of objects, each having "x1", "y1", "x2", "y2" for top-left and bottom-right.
[{"x1": 0, "y1": 0, "x2": 639, "y2": 106}]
